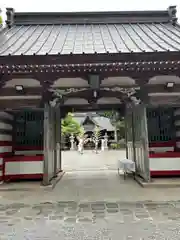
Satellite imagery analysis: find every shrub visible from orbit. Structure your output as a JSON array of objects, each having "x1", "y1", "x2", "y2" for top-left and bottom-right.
[
  {"x1": 110, "y1": 143, "x2": 120, "y2": 149},
  {"x1": 109, "y1": 139, "x2": 126, "y2": 149}
]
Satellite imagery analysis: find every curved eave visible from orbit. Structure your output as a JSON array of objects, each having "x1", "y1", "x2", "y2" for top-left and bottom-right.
[{"x1": 1, "y1": 51, "x2": 180, "y2": 65}]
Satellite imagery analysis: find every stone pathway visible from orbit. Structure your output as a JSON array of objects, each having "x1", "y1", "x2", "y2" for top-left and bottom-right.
[
  {"x1": 62, "y1": 150, "x2": 126, "y2": 171},
  {"x1": 1, "y1": 201, "x2": 180, "y2": 239},
  {"x1": 1, "y1": 150, "x2": 180, "y2": 238}
]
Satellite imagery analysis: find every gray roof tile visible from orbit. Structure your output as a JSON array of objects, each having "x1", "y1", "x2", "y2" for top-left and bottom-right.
[
  {"x1": 73, "y1": 113, "x2": 114, "y2": 131},
  {"x1": 1, "y1": 23, "x2": 180, "y2": 56}
]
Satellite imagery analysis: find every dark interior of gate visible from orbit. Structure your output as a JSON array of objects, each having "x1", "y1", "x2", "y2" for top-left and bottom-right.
[{"x1": 0, "y1": 6, "x2": 180, "y2": 184}]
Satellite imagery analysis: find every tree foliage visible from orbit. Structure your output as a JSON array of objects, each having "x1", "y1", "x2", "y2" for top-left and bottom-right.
[
  {"x1": 92, "y1": 126, "x2": 101, "y2": 143},
  {"x1": 61, "y1": 112, "x2": 82, "y2": 136},
  {"x1": 100, "y1": 110, "x2": 117, "y2": 119},
  {"x1": 0, "y1": 16, "x2": 3, "y2": 25}
]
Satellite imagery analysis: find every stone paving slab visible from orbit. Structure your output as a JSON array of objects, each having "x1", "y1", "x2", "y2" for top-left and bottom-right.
[
  {"x1": 1, "y1": 150, "x2": 180, "y2": 238},
  {"x1": 0, "y1": 201, "x2": 180, "y2": 239},
  {"x1": 136, "y1": 175, "x2": 180, "y2": 188}
]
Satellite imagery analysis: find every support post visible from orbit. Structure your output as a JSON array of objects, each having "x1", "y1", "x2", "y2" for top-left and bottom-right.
[
  {"x1": 124, "y1": 111, "x2": 128, "y2": 159},
  {"x1": 49, "y1": 105, "x2": 55, "y2": 179},
  {"x1": 114, "y1": 127, "x2": 118, "y2": 142},
  {"x1": 131, "y1": 110, "x2": 137, "y2": 169},
  {"x1": 43, "y1": 103, "x2": 57, "y2": 185},
  {"x1": 43, "y1": 103, "x2": 50, "y2": 186},
  {"x1": 142, "y1": 104, "x2": 151, "y2": 182},
  {"x1": 56, "y1": 107, "x2": 62, "y2": 172},
  {"x1": 53, "y1": 107, "x2": 57, "y2": 177}
]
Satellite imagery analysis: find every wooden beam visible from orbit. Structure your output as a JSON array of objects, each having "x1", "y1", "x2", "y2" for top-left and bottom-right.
[
  {"x1": 0, "y1": 69, "x2": 180, "y2": 84},
  {"x1": 3, "y1": 84, "x2": 177, "y2": 98},
  {"x1": 1, "y1": 51, "x2": 180, "y2": 65},
  {"x1": 60, "y1": 103, "x2": 125, "y2": 112},
  {"x1": 0, "y1": 87, "x2": 43, "y2": 96},
  {"x1": 146, "y1": 84, "x2": 180, "y2": 93},
  {"x1": 0, "y1": 99, "x2": 41, "y2": 109},
  {"x1": 1, "y1": 83, "x2": 180, "y2": 109},
  {"x1": 59, "y1": 89, "x2": 125, "y2": 99}
]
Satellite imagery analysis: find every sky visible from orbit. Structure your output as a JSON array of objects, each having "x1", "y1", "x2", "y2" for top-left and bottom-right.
[{"x1": 0, "y1": 0, "x2": 180, "y2": 22}]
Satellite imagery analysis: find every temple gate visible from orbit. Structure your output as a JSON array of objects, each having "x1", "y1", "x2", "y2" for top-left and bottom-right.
[{"x1": 0, "y1": 6, "x2": 180, "y2": 185}]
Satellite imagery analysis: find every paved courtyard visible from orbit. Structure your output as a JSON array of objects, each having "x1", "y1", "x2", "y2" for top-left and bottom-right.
[
  {"x1": 62, "y1": 149, "x2": 126, "y2": 171},
  {"x1": 1, "y1": 150, "x2": 180, "y2": 239}
]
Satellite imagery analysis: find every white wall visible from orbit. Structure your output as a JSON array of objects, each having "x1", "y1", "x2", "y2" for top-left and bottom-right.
[{"x1": 0, "y1": 111, "x2": 13, "y2": 181}]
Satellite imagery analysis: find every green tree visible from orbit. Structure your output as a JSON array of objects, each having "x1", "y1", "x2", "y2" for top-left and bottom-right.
[
  {"x1": 92, "y1": 126, "x2": 101, "y2": 142},
  {"x1": 99, "y1": 110, "x2": 117, "y2": 119},
  {"x1": 0, "y1": 16, "x2": 2, "y2": 25},
  {"x1": 77, "y1": 127, "x2": 85, "y2": 138},
  {"x1": 92, "y1": 126, "x2": 101, "y2": 153},
  {"x1": 61, "y1": 112, "x2": 82, "y2": 136}
]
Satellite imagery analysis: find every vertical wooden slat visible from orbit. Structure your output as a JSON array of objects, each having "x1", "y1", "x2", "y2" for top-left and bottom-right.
[{"x1": 133, "y1": 104, "x2": 150, "y2": 182}]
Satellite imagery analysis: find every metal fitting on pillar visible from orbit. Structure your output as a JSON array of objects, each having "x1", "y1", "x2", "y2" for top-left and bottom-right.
[{"x1": 6, "y1": 8, "x2": 14, "y2": 28}]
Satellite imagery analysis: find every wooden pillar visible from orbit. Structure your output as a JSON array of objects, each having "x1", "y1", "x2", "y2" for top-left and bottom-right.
[
  {"x1": 114, "y1": 127, "x2": 118, "y2": 142},
  {"x1": 56, "y1": 107, "x2": 62, "y2": 172},
  {"x1": 43, "y1": 103, "x2": 50, "y2": 185},
  {"x1": 124, "y1": 110, "x2": 128, "y2": 159},
  {"x1": 43, "y1": 103, "x2": 56, "y2": 185},
  {"x1": 51, "y1": 107, "x2": 57, "y2": 177}
]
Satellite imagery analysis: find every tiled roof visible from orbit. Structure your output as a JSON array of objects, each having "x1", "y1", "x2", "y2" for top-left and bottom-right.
[
  {"x1": 73, "y1": 113, "x2": 115, "y2": 131},
  {"x1": 0, "y1": 7, "x2": 180, "y2": 56},
  {"x1": 1, "y1": 23, "x2": 180, "y2": 56}
]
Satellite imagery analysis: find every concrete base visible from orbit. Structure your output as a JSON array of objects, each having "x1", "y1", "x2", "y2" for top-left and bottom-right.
[
  {"x1": 135, "y1": 175, "x2": 180, "y2": 188},
  {"x1": 0, "y1": 171, "x2": 65, "y2": 192},
  {"x1": 50, "y1": 171, "x2": 65, "y2": 189}
]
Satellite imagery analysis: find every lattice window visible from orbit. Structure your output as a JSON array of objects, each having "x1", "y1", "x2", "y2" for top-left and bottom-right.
[
  {"x1": 147, "y1": 108, "x2": 174, "y2": 143},
  {"x1": 15, "y1": 110, "x2": 44, "y2": 147}
]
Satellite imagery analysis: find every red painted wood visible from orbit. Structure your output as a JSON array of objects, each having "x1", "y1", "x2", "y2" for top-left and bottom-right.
[
  {"x1": 149, "y1": 152, "x2": 180, "y2": 158},
  {"x1": 15, "y1": 146, "x2": 43, "y2": 150},
  {"x1": 0, "y1": 152, "x2": 12, "y2": 157},
  {"x1": 149, "y1": 141, "x2": 175, "y2": 147},
  {"x1": 0, "y1": 141, "x2": 13, "y2": 146},
  {"x1": 150, "y1": 170, "x2": 180, "y2": 177},
  {"x1": 4, "y1": 174, "x2": 43, "y2": 181},
  {"x1": 4, "y1": 156, "x2": 43, "y2": 162}
]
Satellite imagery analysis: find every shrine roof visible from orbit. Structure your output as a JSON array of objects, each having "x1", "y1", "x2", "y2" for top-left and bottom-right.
[
  {"x1": 73, "y1": 112, "x2": 115, "y2": 131},
  {"x1": 0, "y1": 6, "x2": 180, "y2": 56}
]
